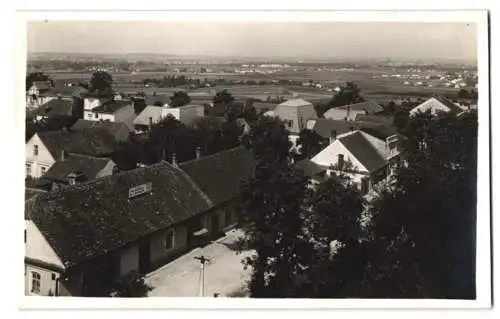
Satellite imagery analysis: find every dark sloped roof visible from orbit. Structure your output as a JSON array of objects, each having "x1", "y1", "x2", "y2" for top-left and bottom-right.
[
  {"x1": 38, "y1": 128, "x2": 120, "y2": 160},
  {"x1": 339, "y1": 100, "x2": 384, "y2": 114},
  {"x1": 28, "y1": 162, "x2": 213, "y2": 266},
  {"x1": 435, "y1": 97, "x2": 464, "y2": 113},
  {"x1": 92, "y1": 99, "x2": 132, "y2": 114},
  {"x1": 358, "y1": 124, "x2": 399, "y2": 140},
  {"x1": 41, "y1": 154, "x2": 112, "y2": 183},
  {"x1": 339, "y1": 132, "x2": 388, "y2": 172},
  {"x1": 355, "y1": 114, "x2": 394, "y2": 125},
  {"x1": 295, "y1": 159, "x2": 326, "y2": 177},
  {"x1": 311, "y1": 119, "x2": 356, "y2": 139},
  {"x1": 29, "y1": 98, "x2": 73, "y2": 118},
  {"x1": 70, "y1": 119, "x2": 132, "y2": 141},
  {"x1": 179, "y1": 147, "x2": 255, "y2": 206},
  {"x1": 32, "y1": 81, "x2": 52, "y2": 91}
]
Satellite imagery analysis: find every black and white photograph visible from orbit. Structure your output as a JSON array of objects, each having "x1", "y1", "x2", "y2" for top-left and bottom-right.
[{"x1": 16, "y1": 9, "x2": 491, "y2": 309}]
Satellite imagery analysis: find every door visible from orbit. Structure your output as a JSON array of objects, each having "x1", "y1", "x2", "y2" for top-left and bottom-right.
[
  {"x1": 211, "y1": 213, "x2": 220, "y2": 239},
  {"x1": 138, "y1": 239, "x2": 151, "y2": 274}
]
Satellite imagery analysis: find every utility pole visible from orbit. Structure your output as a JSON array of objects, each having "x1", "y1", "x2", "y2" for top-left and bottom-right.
[{"x1": 194, "y1": 255, "x2": 210, "y2": 297}]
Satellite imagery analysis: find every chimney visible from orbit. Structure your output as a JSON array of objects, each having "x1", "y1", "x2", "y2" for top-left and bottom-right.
[
  {"x1": 172, "y1": 153, "x2": 178, "y2": 167},
  {"x1": 161, "y1": 149, "x2": 166, "y2": 161},
  {"x1": 346, "y1": 105, "x2": 351, "y2": 121},
  {"x1": 196, "y1": 147, "x2": 201, "y2": 159},
  {"x1": 57, "y1": 93, "x2": 62, "y2": 99},
  {"x1": 68, "y1": 172, "x2": 76, "y2": 186},
  {"x1": 329, "y1": 130, "x2": 337, "y2": 144},
  {"x1": 61, "y1": 150, "x2": 66, "y2": 161}
]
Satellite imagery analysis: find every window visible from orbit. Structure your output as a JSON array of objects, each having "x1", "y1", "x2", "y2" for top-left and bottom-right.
[
  {"x1": 165, "y1": 229, "x2": 175, "y2": 250},
  {"x1": 26, "y1": 163, "x2": 31, "y2": 176},
  {"x1": 24, "y1": 230, "x2": 27, "y2": 243},
  {"x1": 87, "y1": 113, "x2": 93, "y2": 119},
  {"x1": 338, "y1": 154, "x2": 345, "y2": 168},
  {"x1": 31, "y1": 272, "x2": 41, "y2": 294},
  {"x1": 33, "y1": 145, "x2": 38, "y2": 156},
  {"x1": 40, "y1": 166, "x2": 46, "y2": 176},
  {"x1": 51, "y1": 273, "x2": 56, "y2": 281},
  {"x1": 94, "y1": 113, "x2": 99, "y2": 119}
]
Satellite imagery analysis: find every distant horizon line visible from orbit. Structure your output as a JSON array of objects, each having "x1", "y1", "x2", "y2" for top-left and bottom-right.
[{"x1": 27, "y1": 51, "x2": 477, "y2": 64}]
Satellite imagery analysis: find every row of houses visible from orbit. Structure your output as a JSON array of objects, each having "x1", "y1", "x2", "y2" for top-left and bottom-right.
[
  {"x1": 25, "y1": 146, "x2": 255, "y2": 296},
  {"x1": 263, "y1": 95, "x2": 469, "y2": 194}
]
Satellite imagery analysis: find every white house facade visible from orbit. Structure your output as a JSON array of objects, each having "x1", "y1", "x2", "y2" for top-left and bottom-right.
[{"x1": 25, "y1": 133, "x2": 56, "y2": 179}]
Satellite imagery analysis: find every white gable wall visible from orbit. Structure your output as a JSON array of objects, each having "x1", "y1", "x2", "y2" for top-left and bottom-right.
[
  {"x1": 26, "y1": 134, "x2": 56, "y2": 178},
  {"x1": 95, "y1": 160, "x2": 116, "y2": 178},
  {"x1": 410, "y1": 97, "x2": 451, "y2": 116},
  {"x1": 25, "y1": 220, "x2": 65, "y2": 296},
  {"x1": 25, "y1": 220, "x2": 64, "y2": 268},
  {"x1": 311, "y1": 140, "x2": 368, "y2": 173},
  {"x1": 84, "y1": 97, "x2": 104, "y2": 111}
]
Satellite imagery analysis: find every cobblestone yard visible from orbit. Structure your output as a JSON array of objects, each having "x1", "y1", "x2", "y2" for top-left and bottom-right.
[{"x1": 145, "y1": 229, "x2": 253, "y2": 297}]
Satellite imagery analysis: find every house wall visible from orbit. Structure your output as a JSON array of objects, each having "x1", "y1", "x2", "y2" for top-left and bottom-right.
[
  {"x1": 26, "y1": 134, "x2": 56, "y2": 178},
  {"x1": 120, "y1": 244, "x2": 139, "y2": 275},
  {"x1": 310, "y1": 139, "x2": 368, "y2": 173},
  {"x1": 84, "y1": 97, "x2": 108, "y2": 111},
  {"x1": 84, "y1": 110, "x2": 115, "y2": 122},
  {"x1": 25, "y1": 263, "x2": 61, "y2": 296},
  {"x1": 149, "y1": 224, "x2": 188, "y2": 268},
  {"x1": 161, "y1": 107, "x2": 181, "y2": 121}
]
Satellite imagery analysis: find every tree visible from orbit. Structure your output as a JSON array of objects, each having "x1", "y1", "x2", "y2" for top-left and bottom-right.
[
  {"x1": 238, "y1": 116, "x2": 314, "y2": 297},
  {"x1": 89, "y1": 71, "x2": 113, "y2": 93},
  {"x1": 300, "y1": 173, "x2": 367, "y2": 298},
  {"x1": 111, "y1": 271, "x2": 152, "y2": 297},
  {"x1": 458, "y1": 88, "x2": 469, "y2": 99},
  {"x1": 385, "y1": 100, "x2": 397, "y2": 115},
  {"x1": 170, "y1": 91, "x2": 191, "y2": 107},
  {"x1": 296, "y1": 129, "x2": 325, "y2": 160},
  {"x1": 393, "y1": 107, "x2": 410, "y2": 132},
  {"x1": 213, "y1": 89, "x2": 236, "y2": 120},
  {"x1": 26, "y1": 72, "x2": 52, "y2": 91},
  {"x1": 329, "y1": 82, "x2": 365, "y2": 107},
  {"x1": 362, "y1": 110, "x2": 477, "y2": 298}
]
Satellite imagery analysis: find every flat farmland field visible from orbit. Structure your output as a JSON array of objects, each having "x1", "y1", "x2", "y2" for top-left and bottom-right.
[{"x1": 47, "y1": 68, "x2": 460, "y2": 103}]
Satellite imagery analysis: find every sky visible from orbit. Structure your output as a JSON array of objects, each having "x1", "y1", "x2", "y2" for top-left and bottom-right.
[{"x1": 27, "y1": 21, "x2": 478, "y2": 62}]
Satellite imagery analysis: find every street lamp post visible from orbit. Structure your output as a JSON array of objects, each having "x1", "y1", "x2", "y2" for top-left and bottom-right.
[{"x1": 194, "y1": 255, "x2": 210, "y2": 297}]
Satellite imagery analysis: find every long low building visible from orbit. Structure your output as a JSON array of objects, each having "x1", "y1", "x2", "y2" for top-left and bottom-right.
[{"x1": 24, "y1": 147, "x2": 255, "y2": 296}]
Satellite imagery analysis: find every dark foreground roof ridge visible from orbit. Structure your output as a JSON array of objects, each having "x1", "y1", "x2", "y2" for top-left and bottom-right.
[{"x1": 179, "y1": 146, "x2": 247, "y2": 166}]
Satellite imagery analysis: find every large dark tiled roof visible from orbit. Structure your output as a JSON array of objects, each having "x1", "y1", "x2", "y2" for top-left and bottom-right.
[
  {"x1": 37, "y1": 127, "x2": 120, "y2": 160},
  {"x1": 311, "y1": 119, "x2": 356, "y2": 139},
  {"x1": 40, "y1": 154, "x2": 113, "y2": 184},
  {"x1": 338, "y1": 100, "x2": 384, "y2": 114},
  {"x1": 28, "y1": 162, "x2": 213, "y2": 266},
  {"x1": 339, "y1": 132, "x2": 388, "y2": 172},
  {"x1": 179, "y1": 147, "x2": 255, "y2": 207},
  {"x1": 70, "y1": 119, "x2": 131, "y2": 141}
]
